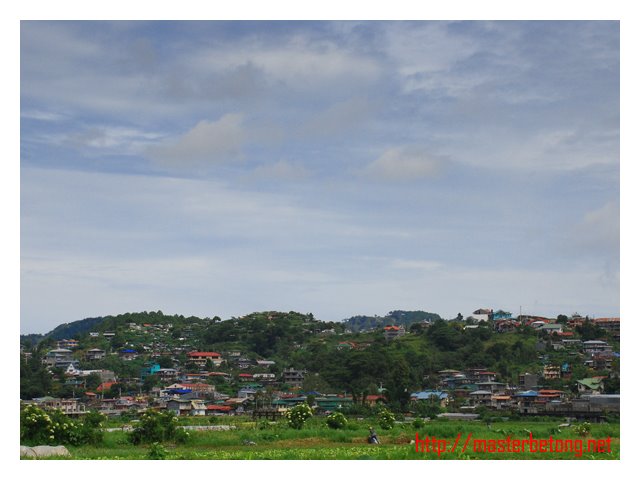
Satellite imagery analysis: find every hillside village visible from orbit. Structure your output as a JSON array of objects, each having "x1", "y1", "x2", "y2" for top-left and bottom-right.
[{"x1": 20, "y1": 309, "x2": 620, "y2": 421}]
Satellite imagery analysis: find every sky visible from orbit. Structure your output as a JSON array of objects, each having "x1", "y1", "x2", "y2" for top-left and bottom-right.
[{"x1": 20, "y1": 20, "x2": 620, "y2": 334}]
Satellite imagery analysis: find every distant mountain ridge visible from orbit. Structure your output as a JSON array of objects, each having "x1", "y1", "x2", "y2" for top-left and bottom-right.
[
  {"x1": 21, "y1": 309, "x2": 445, "y2": 344},
  {"x1": 21, "y1": 316, "x2": 105, "y2": 345}
]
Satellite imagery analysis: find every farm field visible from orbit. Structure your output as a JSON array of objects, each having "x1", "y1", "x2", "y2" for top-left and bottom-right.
[{"x1": 27, "y1": 417, "x2": 620, "y2": 460}]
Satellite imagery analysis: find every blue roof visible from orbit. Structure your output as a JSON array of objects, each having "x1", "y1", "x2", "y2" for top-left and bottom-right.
[
  {"x1": 167, "y1": 388, "x2": 191, "y2": 394},
  {"x1": 513, "y1": 390, "x2": 538, "y2": 397},
  {"x1": 412, "y1": 390, "x2": 448, "y2": 400}
]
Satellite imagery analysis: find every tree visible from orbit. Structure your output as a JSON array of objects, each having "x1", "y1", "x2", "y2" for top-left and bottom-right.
[{"x1": 85, "y1": 373, "x2": 102, "y2": 391}]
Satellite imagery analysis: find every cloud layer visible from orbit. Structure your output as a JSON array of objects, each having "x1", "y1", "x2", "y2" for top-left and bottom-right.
[{"x1": 20, "y1": 21, "x2": 620, "y2": 333}]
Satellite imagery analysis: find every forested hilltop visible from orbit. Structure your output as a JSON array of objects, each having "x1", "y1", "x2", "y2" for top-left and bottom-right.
[{"x1": 20, "y1": 310, "x2": 620, "y2": 410}]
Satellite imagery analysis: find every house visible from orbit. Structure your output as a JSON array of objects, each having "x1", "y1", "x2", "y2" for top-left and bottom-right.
[
  {"x1": 383, "y1": 325, "x2": 405, "y2": 341},
  {"x1": 491, "y1": 395, "x2": 512, "y2": 410},
  {"x1": 495, "y1": 319, "x2": 519, "y2": 333},
  {"x1": 518, "y1": 373, "x2": 538, "y2": 390},
  {"x1": 363, "y1": 395, "x2": 387, "y2": 407},
  {"x1": 583, "y1": 340, "x2": 612, "y2": 355},
  {"x1": 255, "y1": 360, "x2": 276, "y2": 367},
  {"x1": 96, "y1": 382, "x2": 118, "y2": 395},
  {"x1": 253, "y1": 373, "x2": 277, "y2": 383},
  {"x1": 31, "y1": 397, "x2": 86, "y2": 416},
  {"x1": 186, "y1": 351, "x2": 222, "y2": 368},
  {"x1": 206, "y1": 405, "x2": 233, "y2": 416},
  {"x1": 475, "y1": 381, "x2": 506, "y2": 394},
  {"x1": 85, "y1": 348, "x2": 106, "y2": 361},
  {"x1": 470, "y1": 308, "x2": 492, "y2": 322},
  {"x1": 410, "y1": 390, "x2": 449, "y2": 407},
  {"x1": 512, "y1": 390, "x2": 540, "y2": 414},
  {"x1": 118, "y1": 349, "x2": 138, "y2": 361},
  {"x1": 468, "y1": 390, "x2": 492, "y2": 407},
  {"x1": 43, "y1": 349, "x2": 79, "y2": 369},
  {"x1": 539, "y1": 323, "x2": 563, "y2": 334},
  {"x1": 140, "y1": 363, "x2": 161, "y2": 379},
  {"x1": 576, "y1": 377, "x2": 605, "y2": 395},
  {"x1": 282, "y1": 368, "x2": 305, "y2": 388},
  {"x1": 466, "y1": 369, "x2": 497, "y2": 383},
  {"x1": 158, "y1": 368, "x2": 178, "y2": 381},
  {"x1": 315, "y1": 394, "x2": 353, "y2": 412},
  {"x1": 585, "y1": 353, "x2": 614, "y2": 370},
  {"x1": 537, "y1": 389, "x2": 567, "y2": 402},
  {"x1": 56, "y1": 339, "x2": 79, "y2": 350},
  {"x1": 567, "y1": 315, "x2": 587, "y2": 329},
  {"x1": 179, "y1": 383, "x2": 216, "y2": 394},
  {"x1": 492, "y1": 310, "x2": 512, "y2": 321},
  {"x1": 236, "y1": 358, "x2": 254, "y2": 369},
  {"x1": 166, "y1": 399, "x2": 206, "y2": 416},
  {"x1": 593, "y1": 317, "x2": 620, "y2": 338},
  {"x1": 238, "y1": 373, "x2": 254, "y2": 382},
  {"x1": 238, "y1": 388, "x2": 258, "y2": 399},
  {"x1": 224, "y1": 397, "x2": 252, "y2": 414},
  {"x1": 543, "y1": 365, "x2": 561, "y2": 380}
]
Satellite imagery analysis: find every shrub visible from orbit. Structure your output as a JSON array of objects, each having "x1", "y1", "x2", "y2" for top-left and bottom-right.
[
  {"x1": 146, "y1": 442, "x2": 168, "y2": 460},
  {"x1": 573, "y1": 422, "x2": 592, "y2": 437},
  {"x1": 20, "y1": 404, "x2": 105, "y2": 446},
  {"x1": 285, "y1": 404, "x2": 313, "y2": 430},
  {"x1": 377, "y1": 408, "x2": 395, "y2": 430},
  {"x1": 326, "y1": 412, "x2": 348, "y2": 430},
  {"x1": 412, "y1": 418, "x2": 426, "y2": 429},
  {"x1": 128, "y1": 410, "x2": 189, "y2": 445}
]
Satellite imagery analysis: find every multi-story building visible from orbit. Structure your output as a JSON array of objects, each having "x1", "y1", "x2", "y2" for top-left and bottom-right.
[
  {"x1": 186, "y1": 351, "x2": 222, "y2": 368},
  {"x1": 282, "y1": 368, "x2": 305, "y2": 388}
]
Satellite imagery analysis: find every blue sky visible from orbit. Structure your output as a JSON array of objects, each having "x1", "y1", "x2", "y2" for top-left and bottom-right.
[{"x1": 20, "y1": 20, "x2": 620, "y2": 334}]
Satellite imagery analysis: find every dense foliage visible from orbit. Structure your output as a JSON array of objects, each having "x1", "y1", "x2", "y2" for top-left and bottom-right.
[
  {"x1": 285, "y1": 403, "x2": 313, "y2": 429},
  {"x1": 20, "y1": 309, "x2": 620, "y2": 408},
  {"x1": 20, "y1": 404, "x2": 105, "y2": 446},
  {"x1": 326, "y1": 411, "x2": 348, "y2": 429},
  {"x1": 128, "y1": 410, "x2": 189, "y2": 445}
]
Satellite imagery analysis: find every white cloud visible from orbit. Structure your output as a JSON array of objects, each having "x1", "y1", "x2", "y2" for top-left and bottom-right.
[
  {"x1": 567, "y1": 201, "x2": 620, "y2": 257},
  {"x1": 188, "y1": 37, "x2": 381, "y2": 92},
  {"x1": 251, "y1": 160, "x2": 311, "y2": 181},
  {"x1": 146, "y1": 114, "x2": 245, "y2": 167},
  {"x1": 363, "y1": 146, "x2": 447, "y2": 181},
  {"x1": 391, "y1": 259, "x2": 443, "y2": 271}
]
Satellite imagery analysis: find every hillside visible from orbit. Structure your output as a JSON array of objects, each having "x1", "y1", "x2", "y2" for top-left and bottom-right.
[
  {"x1": 343, "y1": 310, "x2": 442, "y2": 332},
  {"x1": 20, "y1": 309, "x2": 620, "y2": 407}
]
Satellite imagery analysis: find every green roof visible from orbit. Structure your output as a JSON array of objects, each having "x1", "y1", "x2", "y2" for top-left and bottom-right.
[{"x1": 577, "y1": 377, "x2": 604, "y2": 390}]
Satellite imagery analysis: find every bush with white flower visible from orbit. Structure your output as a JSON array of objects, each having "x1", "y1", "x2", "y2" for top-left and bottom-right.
[
  {"x1": 285, "y1": 403, "x2": 313, "y2": 429},
  {"x1": 326, "y1": 411, "x2": 348, "y2": 429},
  {"x1": 377, "y1": 407, "x2": 395, "y2": 430},
  {"x1": 20, "y1": 404, "x2": 105, "y2": 446}
]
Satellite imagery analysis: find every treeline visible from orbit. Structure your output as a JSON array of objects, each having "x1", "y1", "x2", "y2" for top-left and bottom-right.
[{"x1": 343, "y1": 310, "x2": 442, "y2": 332}]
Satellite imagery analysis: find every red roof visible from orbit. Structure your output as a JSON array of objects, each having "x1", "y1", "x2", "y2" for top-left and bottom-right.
[
  {"x1": 238, "y1": 373, "x2": 253, "y2": 377},
  {"x1": 384, "y1": 326, "x2": 400, "y2": 331},
  {"x1": 207, "y1": 405, "x2": 232, "y2": 411},
  {"x1": 366, "y1": 395, "x2": 386, "y2": 401},
  {"x1": 96, "y1": 382, "x2": 117, "y2": 392},
  {"x1": 188, "y1": 351, "x2": 221, "y2": 357}
]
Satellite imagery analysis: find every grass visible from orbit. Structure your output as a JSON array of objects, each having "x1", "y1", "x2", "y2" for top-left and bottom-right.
[{"x1": 26, "y1": 417, "x2": 620, "y2": 460}]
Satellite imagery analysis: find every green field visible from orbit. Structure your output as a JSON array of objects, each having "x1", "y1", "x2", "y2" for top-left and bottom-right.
[{"x1": 24, "y1": 417, "x2": 620, "y2": 460}]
